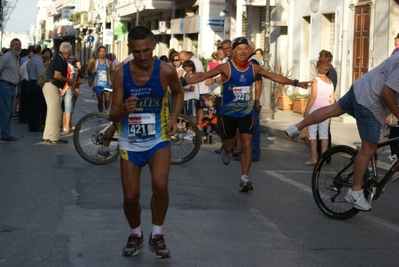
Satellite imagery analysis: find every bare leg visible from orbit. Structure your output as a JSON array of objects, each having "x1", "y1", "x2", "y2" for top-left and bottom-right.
[
  {"x1": 104, "y1": 92, "x2": 111, "y2": 111},
  {"x1": 63, "y1": 112, "x2": 71, "y2": 132},
  {"x1": 121, "y1": 159, "x2": 142, "y2": 229},
  {"x1": 240, "y1": 133, "x2": 252, "y2": 175},
  {"x1": 224, "y1": 137, "x2": 235, "y2": 153},
  {"x1": 352, "y1": 141, "x2": 378, "y2": 191},
  {"x1": 235, "y1": 130, "x2": 241, "y2": 153},
  {"x1": 296, "y1": 103, "x2": 344, "y2": 131},
  {"x1": 320, "y1": 139, "x2": 329, "y2": 155},
  {"x1": 309, "y1": 139, "x2": 318, "y2": 163},
  {"x1": 96, "y1": 93, "x2": 104, "y2": 113},
  {"x1": 148, "y1": 146, "x2": 171, "y2": 226}
]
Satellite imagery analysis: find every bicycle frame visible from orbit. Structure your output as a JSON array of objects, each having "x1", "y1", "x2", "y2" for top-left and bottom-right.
[{"x1": 375, "y1": 136, "x2": 399, "y2": 185}]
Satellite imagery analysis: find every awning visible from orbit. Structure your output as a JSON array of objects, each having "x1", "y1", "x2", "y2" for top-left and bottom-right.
[{"x1": 38, "y1": 40, "x2": 51, "y2": 46}]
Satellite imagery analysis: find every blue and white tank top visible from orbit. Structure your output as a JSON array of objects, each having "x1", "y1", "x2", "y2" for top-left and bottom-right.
[
  {"x1": 118, "y1": 59, "x2": 170, "y2": 151},
  {"x1": 220, "y1": 61, "x2": 255, "y2": 117},
  {"x1": 95, "y1": 59, "x2": 111, "y2": 88}
]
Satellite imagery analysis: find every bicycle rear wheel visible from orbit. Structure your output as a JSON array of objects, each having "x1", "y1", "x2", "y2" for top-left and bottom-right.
[
  {"x1": 171, "y1": 113, "x2": 202, "y2": 164},
  {"x1": 73, "y1": 113, "x2": 119, "y2": 165},
  {"x1": 312, "y1": 145, "x2": 360, "y2": 220}
]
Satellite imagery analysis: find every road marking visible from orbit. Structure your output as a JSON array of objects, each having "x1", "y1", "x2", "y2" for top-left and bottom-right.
[
  {"x1": 264, "y1": 170, "x2": 399, "y2": 234},
  {"x1": 82, "y1": 99, "x2": 98, "y2": 103}
]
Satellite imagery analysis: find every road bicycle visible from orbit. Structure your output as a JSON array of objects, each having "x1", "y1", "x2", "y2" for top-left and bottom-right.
[
  {"x1": 73, "y1": 112, "x2": 201, "y2": 165},
  {"x1": 311, "y1": 136, "x2": 399, "y2": 220}
]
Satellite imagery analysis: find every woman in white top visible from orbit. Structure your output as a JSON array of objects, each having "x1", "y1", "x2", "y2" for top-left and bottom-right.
[
  {"x1": 303, "y1": 59, "x2": 335, "y2": 165},
  {"x1": 181, "y1": 60, "x2": 199, "y2": 140},
  {"x1": 169, "y1": 52, "x2": 184, "y2": 78}
]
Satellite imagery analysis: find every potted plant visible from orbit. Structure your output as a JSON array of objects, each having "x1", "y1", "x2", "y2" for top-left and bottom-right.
[
  {"x1": 270, "y1": 59, "x2": 294, "y2": 111},
  {"x1": 290, "y1": 93, "x2": 308, "y2": 114}
]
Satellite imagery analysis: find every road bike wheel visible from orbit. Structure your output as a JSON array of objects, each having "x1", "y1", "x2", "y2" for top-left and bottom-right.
[
  {"x1": 171, "y1": 113, "x2": 202, "y2": 164},
  {"x1": 73, "y1": 112, "x2": 120, "y2": 165},
  {"x1": 312, "y1": 145, "x2": 360, "y2": 220}
]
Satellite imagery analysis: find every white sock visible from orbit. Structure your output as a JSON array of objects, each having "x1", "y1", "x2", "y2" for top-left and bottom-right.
[
  {"x1": 241, "y1": 175, "x2": 249, "y2": 182},
  {"x1": 131, "y1": 226, "x2": 142, "y2": 237},
  {"x1": 102, "y1": 146, "x2": 109, "y2": 152},
  {"x1": 152, "y1": 225, "x2": 163, "y2": 236}
]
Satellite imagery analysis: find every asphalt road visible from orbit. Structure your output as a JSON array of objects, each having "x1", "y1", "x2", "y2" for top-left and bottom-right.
[{"x1": 1, "y1": 81, "x2": 399, "y2": 267}]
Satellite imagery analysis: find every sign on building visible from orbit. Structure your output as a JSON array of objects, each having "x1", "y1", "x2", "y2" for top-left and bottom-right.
[
  {"x1": 61, "y1": 9, "x2": 72, "y2": 20},
  {"x1": 103, "y1": 29, "x2": 113, "y2": 45}
]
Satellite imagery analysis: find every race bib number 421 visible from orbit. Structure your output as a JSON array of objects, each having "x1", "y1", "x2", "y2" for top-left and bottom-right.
[{"x1": 127, "y1": 113, "x2": 156, "y2": 143}]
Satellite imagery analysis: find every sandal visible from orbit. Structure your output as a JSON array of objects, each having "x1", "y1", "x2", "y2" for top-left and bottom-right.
[{"x1": 303, "y1": 161, "x2": 316, "y2": 166}]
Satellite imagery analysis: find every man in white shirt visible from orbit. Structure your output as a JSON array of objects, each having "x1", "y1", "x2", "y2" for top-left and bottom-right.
[{"x1": 109, "y1": 53, "x2": 120, "y2": 71}]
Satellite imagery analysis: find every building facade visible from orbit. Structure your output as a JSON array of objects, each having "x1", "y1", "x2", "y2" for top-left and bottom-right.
[{"x1": 36, "y1": 0, "x2": 399, "y2": 119}]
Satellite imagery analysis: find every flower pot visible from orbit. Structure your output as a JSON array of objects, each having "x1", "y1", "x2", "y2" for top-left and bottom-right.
[
  {"x1": 277, "y1": 95, "x2": 292, "y2": 111},
  {"x1": 292, "y1": 98, "x2": 308, "y2": 114}
]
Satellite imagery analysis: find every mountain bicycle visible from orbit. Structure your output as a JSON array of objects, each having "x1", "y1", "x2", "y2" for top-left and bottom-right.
[
  {"x1": 311, "y1": 136, "x2": 399, "y2": 220},
  {"x1": 73, "y1": 112, "x2": 201, "y2": 165}
]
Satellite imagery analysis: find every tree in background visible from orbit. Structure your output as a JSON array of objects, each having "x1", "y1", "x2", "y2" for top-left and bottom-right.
[{"x1": 0, "y1": 0, "x2": 18, "y2": 48}]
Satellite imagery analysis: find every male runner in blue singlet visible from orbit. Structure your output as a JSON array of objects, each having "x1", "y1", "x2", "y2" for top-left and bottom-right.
[
  {"x1": 110, "y1": 26, "x2": 184, "y2": 259},
  {"x1": 88, "y1": 46, "x2": 113, "y2": 114},
  {"x1": 185, "y1": 37, "x2": 310, "y2": 193}
]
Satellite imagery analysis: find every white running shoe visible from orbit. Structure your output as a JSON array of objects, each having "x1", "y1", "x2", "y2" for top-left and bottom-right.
[
  {"x1": 344, "y1": 189, "x2": 371, "y2": 211},
  {"x1": 239, "y1": 175, "x2": 253, "y2": 192},
  {"x1": 103, "y1": 88, "x2": 113, "y2": 92},
  {"x1": 284, "y1": 124, "x2": 300, "y2": 138},
  {"x1": 183, "y1": 130, "x2": 194, "y2": 140},
  {"x1": 221, "y1": 149, "x2": 231, "y2": 165}
]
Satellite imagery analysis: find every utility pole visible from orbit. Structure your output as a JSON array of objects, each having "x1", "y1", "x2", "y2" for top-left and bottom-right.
[{"x1": 260, "y1": 0, "x2": 274, "y2": 120}]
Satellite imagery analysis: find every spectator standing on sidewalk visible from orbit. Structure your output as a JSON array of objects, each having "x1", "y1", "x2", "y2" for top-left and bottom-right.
[
  {"x1": 303, "y1": 59, "x2": 335, "y2": 166},
  {"x1": 285, "y1": 51, "x2": 399, "y2": 211},
  {"x1": 185, "y1": 37, "x2": 310, "y2": 192},
  {"x1": 178, "y1": 50, "x2": 209, "y2": 122},
  {"x1": 110, "y1": 26, "x2": 184, "y2": 258},
  {"x1": 27, "y1": 45, "x2": 46, "y2": 132},
  {"x1": 18, "y1": 48, "x2": 33, "y2": 124},
  {"x1": 246, "y1": 41, "x2": 263, "y2": 162},
  {"x1": 0, "y1": 38, "x2": 22, "y2": 142},
  {"x1": 181, "y1": 60, "x2": 199, "y2": 140},
  {"x1": 316, "y1": 50, "x2": 337, "y2": 158},
  {"x1": 42, "y1": 42, "x2": 74, "y2": 144},
  {"x1": 109, "y1": 53, "x2": 120, "y2": 71}
]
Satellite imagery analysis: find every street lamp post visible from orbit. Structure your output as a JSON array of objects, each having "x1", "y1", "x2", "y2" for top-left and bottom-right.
[
  {"x1": 134, "y1": 0, "x2": 143, "y2": 27},
  {"x1": 260, "y1": 0, "x2": 274, "y2": 120},
  {"x1": 111, "y1": 6, "x2": 117, "y2": 53}
]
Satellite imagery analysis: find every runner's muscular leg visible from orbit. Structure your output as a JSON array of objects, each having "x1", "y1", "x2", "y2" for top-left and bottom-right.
[
  {"x1": 148, "y1": 146, "x2": 171, "y2": 226},
  {"x1": 96, "y1": 93, "x2": 104, "y2": 113},
  {"x1": 104, "y1": 92, "x2": 111, "y2": 111},
  {"x1": 121, "y1": 159, "x2": 142, "y2": 229},
  {"x1": 240, "y1": 133, "x2": 252, "y2": 175}
]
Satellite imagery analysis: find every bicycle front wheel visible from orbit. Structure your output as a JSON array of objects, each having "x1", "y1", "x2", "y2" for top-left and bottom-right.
[
  {"x1": 312, "y1": 145, "x2": 360, "y2": 220},
  {"x1": 171, "y1": 113, "x2": 202, "y2": 164},
  {"x1": 73, "y1": 113, "x2": 120, "y2": 165}
]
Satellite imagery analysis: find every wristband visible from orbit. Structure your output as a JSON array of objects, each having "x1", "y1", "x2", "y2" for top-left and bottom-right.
[
  {"x1": 180, "y1": 78, "x2": 188, "y2": 87},
  {"x1": 293, "y1": 79, "x2": 299, "y2": 86}
]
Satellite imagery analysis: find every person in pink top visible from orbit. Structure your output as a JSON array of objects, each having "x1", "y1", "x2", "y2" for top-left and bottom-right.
[
  {"x1": 391, "y1": 33, "x2": 399, "y2": 55},
  {"x1": 303, "y1": 59, "x2": 335, "y2": 165},
  {"x1": 207, "y1": 52, "x2": 219, "y2": 71}
]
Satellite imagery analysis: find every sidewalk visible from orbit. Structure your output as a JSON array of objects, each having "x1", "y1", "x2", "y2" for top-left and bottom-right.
[{"x1": 259, "y1": 110, "x2": 391, "y2": 171}]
